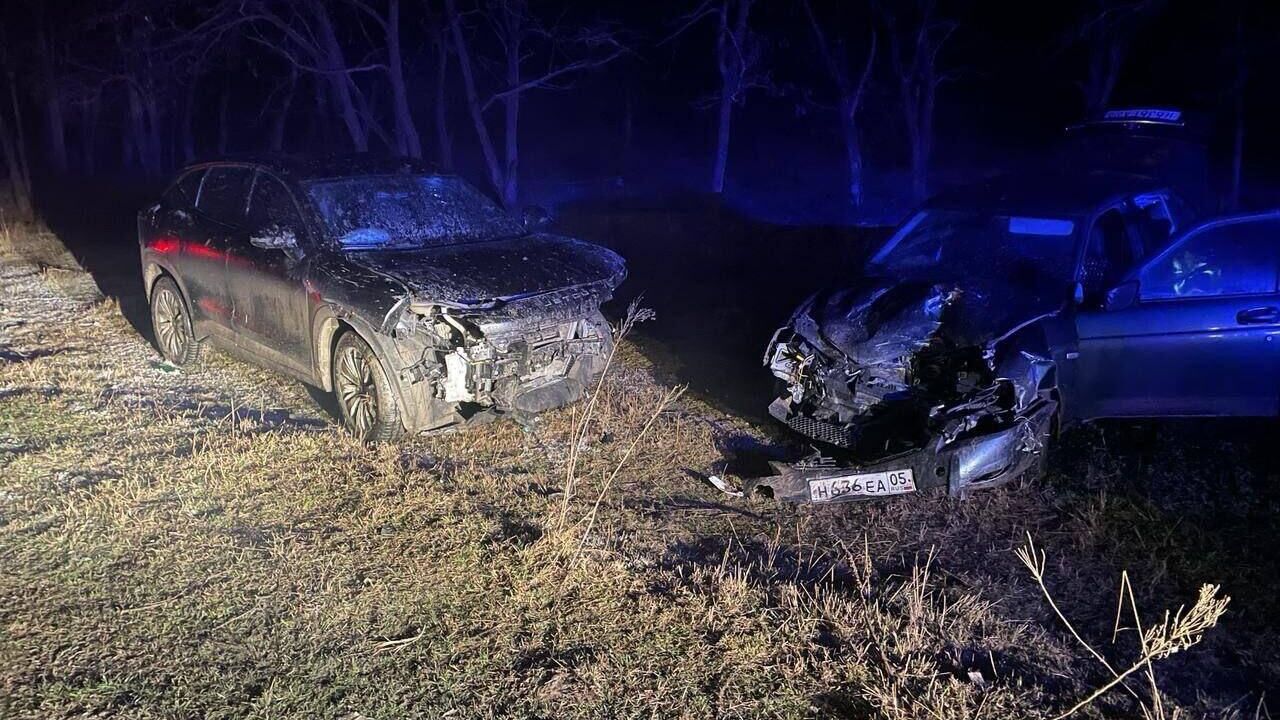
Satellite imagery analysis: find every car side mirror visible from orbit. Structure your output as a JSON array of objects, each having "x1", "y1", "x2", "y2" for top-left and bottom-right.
[
  {"x1": 249, "y1": 225, "x2": 299, "y2": 252},
  {"x1": 1103, "y1": 280, "x2": 1139, "y2": 311},
  {"x1": 521, "y1": 205, "x2": 551, "y2": 231}
]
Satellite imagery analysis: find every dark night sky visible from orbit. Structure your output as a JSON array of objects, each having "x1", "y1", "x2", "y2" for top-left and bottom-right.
[{"x1": 2, "y1": 0, "x2": 1277, "y2": 223}]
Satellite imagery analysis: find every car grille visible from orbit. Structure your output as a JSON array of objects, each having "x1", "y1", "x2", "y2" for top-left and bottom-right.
[{"x1": 783, "y1": 413, "x2": 857, "y2": 448}]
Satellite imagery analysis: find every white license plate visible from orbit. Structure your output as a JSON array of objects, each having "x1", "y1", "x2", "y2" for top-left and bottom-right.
[{"x1": 808, "y1": 469, "x2": 916, "y2": 502}]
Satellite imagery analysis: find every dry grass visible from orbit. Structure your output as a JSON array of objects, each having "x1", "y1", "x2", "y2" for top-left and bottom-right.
[{"x1": 1, "y1": 219, "x2": 1274, "y2": 718}]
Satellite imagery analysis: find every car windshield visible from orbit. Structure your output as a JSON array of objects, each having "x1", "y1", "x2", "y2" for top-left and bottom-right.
[
  {"x1": 867, "y1": 209, "x2": 1081, "y2": 285},
  {"x1": 305, "y1": 175, "x2": 523, "y2": 249}
]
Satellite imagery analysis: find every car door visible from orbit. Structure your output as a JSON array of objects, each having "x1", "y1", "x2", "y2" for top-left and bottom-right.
[
  {"x1": 188, "y1": 165, "x2": 254, "y2": 336},
  {"x1": 143, "y1": 168, "x2": 204, "y2": 304},
  {"x1": 1074, "y1": 214, "x2": 1280, "y2": 418},
  {"x1": 226, "y1": 170, "x2": 313, "y2": 375}
]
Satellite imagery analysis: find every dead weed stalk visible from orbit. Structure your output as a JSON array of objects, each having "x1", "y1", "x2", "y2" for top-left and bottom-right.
[
  {"x1": 1016, "y1": 532, "x2": 1230, "y2": 720},
  {"x1": 569, "y1": 383, "x2": 686, "y2": 565},
  {"x1": 558, "y1": 297, "x2": 654, "y2": 528}
]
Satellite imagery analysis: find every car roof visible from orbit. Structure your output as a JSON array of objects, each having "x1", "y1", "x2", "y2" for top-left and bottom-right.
[
  {"x1": 926, "y1": 170, "x2": 1170, "y2": 217},
  {"x1": 181, "y1": 153, "x2": 443, "y2": 183}
]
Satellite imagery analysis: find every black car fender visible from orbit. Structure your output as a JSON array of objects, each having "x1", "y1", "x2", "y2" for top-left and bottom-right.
[
  {"x1": 140, "y1": 255, "x2": 211, "y2": 336},
  {"x1": 310, "y1": 301, "x2": 456, "y2": 433}
]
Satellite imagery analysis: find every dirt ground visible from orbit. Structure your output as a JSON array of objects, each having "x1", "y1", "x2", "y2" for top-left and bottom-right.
[{"x1": 1, "y1": 200, "x2": 1277, "y2": 718}]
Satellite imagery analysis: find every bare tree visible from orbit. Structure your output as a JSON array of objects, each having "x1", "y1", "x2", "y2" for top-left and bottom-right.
[
  {"x1": 268, "y1": 65, "x2": 299, "y2": 153},
  {"x1": 802, "y1": 0, "x2": 876, "y2": 208},
  {"x1": 427, "y1": 5, "x2": 454, "y2": 169},
  {"x1": 211, "y1": 0, "x2": 379, "y2": 152},
  {"x1": 341, "y1": 0, "x2": 423, "y2": 157},
  {"x1": 446, "y1": 0, "x2": 625, "y2": 207},
  {"x1": 36, "y1": 24, "x2": 68, "y2": 173},
  {"x1": 1069, "y1": 0, "x2": 1162, "y2": 118},
  {"x1": 116, "y1": 19, "x2": 169, "y2": 175},
  {"x1": 671, "y1": 0, "x2": 769, "y2": 194},
  {"x1": 0, "y1": 70, "x2": 35, "y2": 221},
  {"x1": 1227, "y1": 8, "x2": 1246, "y2": 211},
  {"x1": 883, "y1": 0, "x2": 955, "y2": 202},
  {"x1": 66, "y1": 2, "x2": 193, "y2": 176}
]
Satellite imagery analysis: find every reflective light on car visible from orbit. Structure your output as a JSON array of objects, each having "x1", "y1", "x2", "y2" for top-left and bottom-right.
[{"x1": 1008, "y1": 217, "x2": 1075, "y2": 236}]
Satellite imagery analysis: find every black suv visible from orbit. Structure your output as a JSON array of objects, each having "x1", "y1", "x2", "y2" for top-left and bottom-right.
[{"x1": 139, "y1": 156, "x2": 626, "y2": 441}]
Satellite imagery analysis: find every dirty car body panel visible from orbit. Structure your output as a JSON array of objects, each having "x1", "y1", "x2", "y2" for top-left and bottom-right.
[
  {"x1": 755, "y1": 169, "x2": 1206, "y2": 502},
  {"x1": 138, "y1": 155, "x2": 625, "y2": 434}
]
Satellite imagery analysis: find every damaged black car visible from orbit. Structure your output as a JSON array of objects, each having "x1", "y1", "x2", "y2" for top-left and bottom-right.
[
  {"x1": 139, "y1": 156, "x2": 625, "y2": 441},
  {"x1": 755, "y1": 173, "x2": 1207, "y2": 502}
]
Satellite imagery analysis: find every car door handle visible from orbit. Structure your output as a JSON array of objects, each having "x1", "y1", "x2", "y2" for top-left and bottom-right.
[{"x1": 1236, "y1": 306, "x2": 1280, "y2": 324}]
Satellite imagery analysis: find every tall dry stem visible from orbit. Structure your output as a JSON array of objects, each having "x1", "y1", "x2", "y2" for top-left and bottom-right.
[
  {"x1": 558, "y1": 297, "x2": 654, "y2": 528},
  {"x1": 570, "y1": 383, "x2": 685, "y2": 565},
  {"x1": 1016, "y1": 533, "x2": 1230, "y2": 720}
]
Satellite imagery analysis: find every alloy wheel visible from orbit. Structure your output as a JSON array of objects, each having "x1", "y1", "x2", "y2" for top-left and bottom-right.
[
  {"x1": 152, "y1": 286, "x2": 188, "y2": 361},
  {"x1": 335, "y1": 345, "x2": 379, "y2": 437}
]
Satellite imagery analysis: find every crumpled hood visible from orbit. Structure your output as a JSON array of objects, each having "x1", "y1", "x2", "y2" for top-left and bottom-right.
[
  {"x1": 792, "y1": 275, "x2": 1064, "y2": 366},
  {"x1": 347, "y1": 233, "x2": 625, "y2": 308}
]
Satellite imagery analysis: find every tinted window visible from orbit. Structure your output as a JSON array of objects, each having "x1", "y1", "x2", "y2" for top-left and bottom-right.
[
  {"x1": 1081, "y1": 210, "x2": 1133, "y2": 291},
  {"x1": 196, "y1": 167, "x2": 253, "y2": 224},
  {"x1": 1132, "y1": 193, "x2": 1177, "y2": 255},
  {"x1": 248, "y1": 173, "x2": 302, "y2": 232},
  {"x1": 163, "y1": 170, "x2": 204, "y2": 208},
  {"x1": 1140, "y1": 218, "x2": 1280, "y2": 300}
]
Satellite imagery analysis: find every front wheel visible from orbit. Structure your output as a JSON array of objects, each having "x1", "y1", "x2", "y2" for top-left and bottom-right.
[
  {"x1": 332, "y1": 331, "x2": 404, "y2": 443},
  {"x1": 149, "y1": 276, "x2": 203, "y2": 366}
]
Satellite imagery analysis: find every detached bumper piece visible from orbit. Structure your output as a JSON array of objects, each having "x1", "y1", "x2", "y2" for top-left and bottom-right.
[{"x1": 746, "y1": 399, "x2": 1056, "y2": 503}]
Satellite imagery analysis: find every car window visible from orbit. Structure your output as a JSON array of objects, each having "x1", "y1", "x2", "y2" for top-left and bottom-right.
[
  {"x1": 1139, "y1": 217, "x2": 1280, "y2": 300},
  {"x1": 1081, "y1": 210, "x2": 1133, "y2": 291},
  {"x1": 1132, "y1": 193, "x2": 1178, "y2": 255},
  {"x1": 163, "y1": 170, "x2": 204, "y2": 209},
  {"x1": 304, "y1": 175, "x2": 523, "y2": 249},
  {"x1": 196, "y1": 166, "x2": 253, "y2": 225},
  {"x1": 247, "y1": 173, "x2": 303, "y2": 233}
]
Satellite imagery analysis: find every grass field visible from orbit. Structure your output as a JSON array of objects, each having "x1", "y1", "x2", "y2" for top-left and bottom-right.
[{"x1": 1, "y1": 215, "x2": 1275, "y2": 718}]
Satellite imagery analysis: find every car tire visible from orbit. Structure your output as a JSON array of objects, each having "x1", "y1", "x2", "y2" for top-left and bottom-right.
[
  {"x1": 149, "y1": 276, "x2": 203, "y2": 367},
  {"x1": 332, "y1": 330, "x2": 404, "y2": 443}
]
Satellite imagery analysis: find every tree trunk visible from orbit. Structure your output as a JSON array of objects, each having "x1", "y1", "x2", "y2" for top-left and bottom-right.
[
  {"x1": 915, "y1": 83, "x2": 934, "y2": 201},
  {"x1": 312, "y1": 0, "x2": 367, "y2": 152},
  {"x1": 145, "y1": 93, "x2": 165, "y2": 174},
  {"x1": 0, "y1": 74, "x2": 34, "y2": 221},
  {"x1": 38, "y1": 28, "x2": 67, "y2": 174},
  {"x1": 217, "y1": 80, "x2": 230, "y2": 155},
  {"x1": 311, "y1": 76, "x2": 333, "y2": 148},
  {"x1": 1086, "y1": 40, "x2": 1121, "y2": 118},
  {"x1": 386, "y1": 0, "x2": 421, "y2": 158},
  {"x1": 270, "y1": 67, "x2": 297, "y2": 154},
  {"x1": 181, "y1": 77, "x2": 197, "y2": 163},
  {"x1": 1228, "y1": 16, "x2": 1245, "y2": 212},
  {"x1": 1229, "y1": 99, "x2": 1244, "y2": 212},
  {"x1": 619, "y1": 90, "x2": 632, "y2": 183},
  {"x1": 80, "y1": 94, "x2": 98, "y2": 175},
  {"x1": 446, "y1": 0, "x2": 503, "y2": 198},
  {"x1": 433, "y1": 20, "x2": 453, "y2": 170},
  {"x1": 501, "y1": 12, "x2": 521, "y2": 209},
  {"x1": 839, "y1": 100, "x2": 863, "y2": 207},
  {"x1": 126, "y1": 83, "x2": 161, "y2": 176},
  {"x1": 710, "y1": 91, "x2": 732, "y2": 194}
]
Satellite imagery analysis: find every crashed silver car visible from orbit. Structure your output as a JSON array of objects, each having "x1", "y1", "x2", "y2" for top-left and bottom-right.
[
  {"x1": 139, "y1": 156, "x2": 625, "y2": 441},
  {"x1": 752, "y1": 172, "x2": 1195, "y2": 502}
]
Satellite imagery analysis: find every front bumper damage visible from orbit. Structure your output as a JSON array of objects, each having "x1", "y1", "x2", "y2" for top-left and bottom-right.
[
  {"x1": 744, "y1": 397, "x2": 1056, "y2": 502},
  {"x1": 384, "y1": 286, "x2": 614, "y2": 431},
  {"x1": 755, "y1": 282, "x2": 1060, "y2": 502}
]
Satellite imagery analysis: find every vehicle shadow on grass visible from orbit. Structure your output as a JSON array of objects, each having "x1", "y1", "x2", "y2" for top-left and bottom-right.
[
  {"x1": 35, "y1": 177, "x2": 159, "y2": 341},
  {"x1": 33, "y1": 178, "x2": 343, "y2": 423}
]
